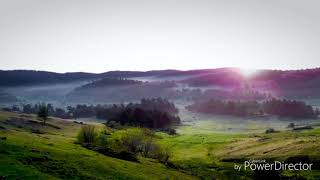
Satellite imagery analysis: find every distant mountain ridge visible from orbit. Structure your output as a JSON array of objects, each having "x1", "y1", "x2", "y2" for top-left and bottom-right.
[
  {"x1": 1, "y1": 68, "x2": 320, "y2": 104},
  {"x1": 0, "y1": 70, "x2": 98, "y2": 87},
  {"x1": 0, "y1": 69, "x2": 202, "y2": 86},
  {"x1": 1, "y1": 68, "x2": 320, "y2": 88}
]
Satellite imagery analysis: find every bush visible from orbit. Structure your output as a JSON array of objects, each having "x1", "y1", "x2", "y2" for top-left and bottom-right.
[
  {"x1": 293, "y1": 126, "x2": 313, "y2": 131},
  {"x1": 120, "y1": 128, "x2": 146, "y2": 153},
  {"x1": 141, "y1": 138, "x2": 156, "y2": 157},
  {"x1": 265, "y1": 128, "x2": 276, "y2": 134},
  {"x1": 116, "y1": 128, "x2": 171, "y2": 163},
  {"x1": 97, "y1": 133, "x2": 109, "y2": 148},
  {"x1": 37, "y1": 103, "x2": 49, "y2": 125},
  {"x1": 152, "y1": 145, "x2": 171, "y2": 164},
  {"x1": 77, "y1": 125, "x2": 97, "y2": 147},
  {"x1": 94, "y1": 130, "x2": 112, "y2": 152},
  {"x1": 77, "y1": 126, "x2": 171, "y2": 164},
  {"x1": 160, "y1": 128, "x2": 177, "y2": 135},
  {"x1": 288, "y1": 123, "x2": 295, "y2": 128},
  {"x1": 93, "y1": 130, "x2": 138, "y2": 162},
  {"x1": 95, "y1": 145, "x2": 138, "y2": 162}
]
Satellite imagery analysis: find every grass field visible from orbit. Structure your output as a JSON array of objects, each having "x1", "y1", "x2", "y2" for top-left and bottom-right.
[
  {"x1": 0, "y1": 111, "x2": 194, "y2": 180},
  {"x1": 0, "y1": 110, "x2": 320, "y2": 179},
  {"x1": 161, "y1": 117, "x2": 320, "y2": 179}
]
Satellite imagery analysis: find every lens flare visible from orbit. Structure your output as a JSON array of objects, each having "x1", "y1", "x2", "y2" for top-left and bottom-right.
[{"x1": 239, "y1": 68, "x2": 257, "y2": 78}]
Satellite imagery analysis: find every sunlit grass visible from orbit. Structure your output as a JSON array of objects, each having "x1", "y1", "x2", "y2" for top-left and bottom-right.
[
  {"x1": 1, "y1": 110, "x2": 320, "y2": 179},
  {"x1": 0, "y1": 111, "x2": 195, "y2": 180}
]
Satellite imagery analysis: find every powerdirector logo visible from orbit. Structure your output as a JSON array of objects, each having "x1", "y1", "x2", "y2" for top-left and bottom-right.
[{"x1": 234, "y1": 159, "x2": 313, "y2": 171}]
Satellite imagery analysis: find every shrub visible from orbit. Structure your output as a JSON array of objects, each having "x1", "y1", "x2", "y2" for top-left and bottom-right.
[
  {"x1": 97, "y1": 133, "x2": 109, "y2": 148},
  {"x1": 265, "y1": 128, "x2": 276, "y2": 134},
  {"x1": 152, "y1": 145, "x2": 171, "y2": 164},
  {"x1": 94, "y1": 130, "x2": 112, "y2": 152},
  {"x1": 160, "y1": 128, "x2": 177, "y2": 135},
  {"x1": 115, "y1": 128, "x2": 171, "y2": 163},
  {"x1": 120, "y1": 129, "x2": 145, "y2": 153},
  {"x1": 77, "y1": 125, "x2": 97, "y2": 147},
  {"x1": 141, "y1": 137, "x2": 157, "y2": 157},
  {"x1": 288, "y1": 123, "x2": 295, "y2": 128},
  {"x1": 78, "y1": 126, "x2": 171, "y2": 164},
  {"x1": 94, "y1": 132, "x2": 138, "y2": 162},
  {"x1": 293, "y1": 126, "x2": 313, "y2": 131},
  {"x1": 37, "y1": 103, "x2": 49, "y2": 125}
]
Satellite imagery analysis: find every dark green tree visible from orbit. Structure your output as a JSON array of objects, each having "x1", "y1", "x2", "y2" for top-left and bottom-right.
[{"x1": 38, "y1": 103, "x2": 49, "y2": 125}]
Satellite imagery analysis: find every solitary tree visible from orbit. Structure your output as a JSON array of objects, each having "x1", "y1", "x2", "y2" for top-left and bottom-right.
[{"x1": 38, "y1": 103, "x2": 49, "y2": 125}]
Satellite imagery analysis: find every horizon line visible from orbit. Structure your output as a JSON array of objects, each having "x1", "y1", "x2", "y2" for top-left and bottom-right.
[{"x1": 1, "y1": 66, "x2": 320, "y2": 74}]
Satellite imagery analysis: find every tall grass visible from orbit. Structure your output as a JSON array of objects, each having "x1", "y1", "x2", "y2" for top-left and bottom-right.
[{"x1": 77, "y1": 125, "x2": 97, "y2": 147}]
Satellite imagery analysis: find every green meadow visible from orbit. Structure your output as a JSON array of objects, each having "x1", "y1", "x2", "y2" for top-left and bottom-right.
[
  {"x1": 0, "y1": 111, "x2": 193, "y2": 180},
  {"x1": 0, "y1": 110, "x2": 320, "y2": 179}
]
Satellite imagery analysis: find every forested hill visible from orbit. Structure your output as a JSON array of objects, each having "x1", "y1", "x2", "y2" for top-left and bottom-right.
[
  {"x1": 0, "y1": 69, "x2": 202, "y2": 87},
  {"x1": 0, "y1": 70, "x2": 98, "y2": 86},
  {"x1": 0, "y1": 70, "x2": 181, "y2": 87},
  {"x1": 1, "y1": 68, "x2": 320, "y2": 90},
  {"x1": 75, "y1": 78, "x2": 143, "y2": 90}
]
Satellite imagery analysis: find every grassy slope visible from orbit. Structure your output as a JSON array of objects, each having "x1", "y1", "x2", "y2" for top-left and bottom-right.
[
  {"x1": 159, "y1": 124, "x2": 320, "y2": 179},
  {"x1": 1, "y1": 110, "x2": 320, "y2": 179},
  {"x1": 0, "y1": 111, "x2": 195, "y2": 180}
]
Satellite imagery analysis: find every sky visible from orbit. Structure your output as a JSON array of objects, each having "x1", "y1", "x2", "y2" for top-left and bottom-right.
[{"x1": 0, "y1": 0, "x2": 320, "y2": 73}]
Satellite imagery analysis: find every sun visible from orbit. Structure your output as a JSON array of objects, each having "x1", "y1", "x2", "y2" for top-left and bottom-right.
[{"x1": 239, "y1": 68, "x2": 257, "y2": 78}]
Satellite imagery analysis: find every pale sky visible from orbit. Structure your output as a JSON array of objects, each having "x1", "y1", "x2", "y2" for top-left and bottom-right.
[{"x1": 0, "y1": 0, "x2": 320, "y2": 73}]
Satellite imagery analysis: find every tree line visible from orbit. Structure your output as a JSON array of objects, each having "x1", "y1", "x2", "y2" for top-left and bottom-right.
[
  {"x1": 186, "y1": 98, "x2": 320, "y2": 119},
  {"x1": 7, "y1": 98, "x2": 180, "y2": 129}
]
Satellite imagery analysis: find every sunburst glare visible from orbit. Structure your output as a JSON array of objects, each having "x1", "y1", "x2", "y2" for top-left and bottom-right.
[{"x1": 239, "y1": 68, "x2": 258, "y2": 78}]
